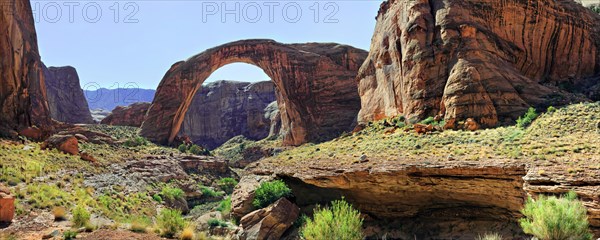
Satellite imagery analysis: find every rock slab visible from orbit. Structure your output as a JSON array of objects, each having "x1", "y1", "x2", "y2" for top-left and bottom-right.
[
  {"x1": 238, "y1": 198, "x2": 299, "y2": 240},
  {"x1": 101, "y1": 102, "x2": 151, "y2": 127}
]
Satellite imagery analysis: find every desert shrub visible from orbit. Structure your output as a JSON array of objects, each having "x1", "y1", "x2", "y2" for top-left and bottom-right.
[
  {"x1": 589, "y1": 4, "x2": 600, "y2": 14},
  {"x1": 301, "y1": 199, "x2": 363, "y2": 240},
  {"x1": 124, "y1": 136, "x2": 148, "y2": 147},
  {"x1": 476, "y1": 233, "x2": 503, "y2": 240},
  {"x1": 216, "y1": 197, "x2": 232, "y2": 216},
  {"x1": 180, "y1": 225, "x2": 195, "y2": 240},
  {"x1": 516, "y1": 107, "x2": 538, "y2": 128},
  {"x1": 130, "y1": 216, "x2": 151, "y2": 233},
  {"x1": 217, "y1": 177, "x2": 238, "y2": 194},
  {"x1": 199, "y1": 185, "x2": 223, "y2": 198},
  {"x1": 252, "y1": 180, "x2": 292, "y2": 209},
  {"x1": 51, "y1": 206, "x2": 66, "y2": 221},
  {"x1": 547, "y1": 106, "x2": 556, "y2": 113},
  {"x1": 189, "y1": 144, "x2": 210, "y2": 156},
  {"x1": 152, "y1": 193, "x2": 163, "y2": 202},
  {"x1": 519, "y1": 191, "x2": 592, "y2": 240},
  {"x1": 157, "y1": 209, "x2": 186, "y2": 238},
  {"x1": 178, "y1": 144, "x2": 188, "y2": 153},
  {"x1": 72, "y1": 204, "x2": 91, "y2": 228},
  {"x1": 420, "y1": 116, "x2": 435, "y2": 125},
  {"x1": 207, "y1": 218, "x2": 228, "y2": 228},
  {"x1": 63, "y1": 230, "x2": 78, "y2": 240},
  {"x1": 161, "y1": 185, "x2": 184, "y2": 201}
]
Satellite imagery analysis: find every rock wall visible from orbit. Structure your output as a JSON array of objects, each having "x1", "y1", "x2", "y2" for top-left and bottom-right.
[
  {"x1": 101, "y1": 102, "x2": 151, "y2": 127},
  {"x1": 0, "y1": 0, "x2": 50, "y2": 131},
  {"x1": 44, "y1": 64, "x2": 94, "y2": 124},
  {"x1": 141, "y1": 39, "x2": 367, "y2": 146},
  {"x1": 178, "y1": 80, "x2": 278, "y2": 149},
  {"x1": 357, "y1": 0, "x2": 600, "y2": 126}
]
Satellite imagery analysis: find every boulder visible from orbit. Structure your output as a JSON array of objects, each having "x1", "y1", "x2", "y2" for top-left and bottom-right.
[
  {"x1": 43, "y1": 64, "x2": 94, "y2": 124},
  {"x1": 178, "y1": 81, "x2": 278, "y2": 149},
  {"x1": 238, "y1": 198, "x2": 299, "y2": 240},
  {"x1": 141, "y1": 40, "x2": 367, "y2": 146},
  {"x1": 101, "y1": 102, "x2": 151, "y2": 127},
  {"x1": 41, "y1": 134, "x2": 79, "y2": 155},
  {"x1": 231, "y1": 175, "x2": 274, "y2": 218},
  {"x1": 356, "y1": 0, "x2": 600, "y2": 127},
  {"x1": 464, "y1": 118, "x2": 480, "y2": 131},
  {"x1": 0, "y1": 192, "x2": 15, "y2": 223},
  {"x1": 19, "y1": 126, "x2": 43, "y2": 140}
]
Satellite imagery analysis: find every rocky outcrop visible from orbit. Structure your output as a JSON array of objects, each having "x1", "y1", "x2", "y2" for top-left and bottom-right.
[
  {"x1": 101, "y1": 102, "x2": 151, "y2": 127},
  {"x1": 44, "y1": 64, "x2": 94, "y2": 124},
  {"x1": 0, "y1": 186, "x2": 14, "y2": 223},
  {"x1": 357, "y1": 0, "x2": 600, "y2": 127},
  {"x1": 178, "y1": 80, "x2": 277, "y2": 149},
  {"x1": 231, "y1": 175, "x2": 274, "y2": 218},
  {"x1": 238, "y1": 198, "x2": 299, "y2": 240},
  {"x1": 141, "y1": 40, "x2": 367, "y2": 146},
  {"x1": 0, "y1": 0, "x2": 51, "y2": 131},
  {"x1": 41, "y1": 134, "x2": 79, "y2": 155}
]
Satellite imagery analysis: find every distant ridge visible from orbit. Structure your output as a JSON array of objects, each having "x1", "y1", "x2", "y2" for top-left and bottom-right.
[{"x1": 84, "y1": 88, "x2": 156, "y2": 111}]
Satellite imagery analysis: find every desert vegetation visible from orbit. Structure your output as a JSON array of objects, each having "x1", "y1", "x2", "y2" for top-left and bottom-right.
[{"x1": 301, "y1": 199, "x2": 364, "y2": 240}]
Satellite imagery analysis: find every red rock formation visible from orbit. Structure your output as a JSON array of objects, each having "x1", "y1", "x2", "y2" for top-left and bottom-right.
[
  {"x1": 101, "y1": 102, "x2": 151, "y2": 127},
  {"x1": 0, "y1": 186, "x2": 14, "y2": 223},
  {"x1": 357, "y1": 0, "x2": 600, "y2": 127},
  {"x1": 178, "y1": 80, "x2": 278, "y2": 149},
  {"x1": 41, "y1": 134, "x2": 79, "y2": 155},
  {"x1": 141, "y1": 40, "x2": 367, "y2": 146},
  {"x1": 0, "y1": 0, "x2": 50, "y2": 131},
  {"x1": 44, "y1": 64, "x2": 94, "y2": 124}
]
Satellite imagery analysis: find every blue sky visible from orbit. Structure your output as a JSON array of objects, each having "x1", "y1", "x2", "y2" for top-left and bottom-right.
[{"x1": 33, "y1": 0, "x2": 381, "y2": 90}]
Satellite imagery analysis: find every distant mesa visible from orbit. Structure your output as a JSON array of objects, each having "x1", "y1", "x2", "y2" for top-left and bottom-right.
[
  {"x1": 84, "y1": 88, "x2": 155, "y2": 111},
  {"x1": 141, "y1": 39, "x2": 367, "y2": 146},
  {"x1": 178, "y1": 80, "x2": 279, "y2": 149},
  {"x1": 43, "y1": 64, "x2": 94, "y2": 124}
]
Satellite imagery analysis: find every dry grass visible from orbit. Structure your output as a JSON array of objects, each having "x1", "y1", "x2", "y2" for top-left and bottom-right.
[{"x1": 52, "y1": 206, "x2": 67, "y2": 221}]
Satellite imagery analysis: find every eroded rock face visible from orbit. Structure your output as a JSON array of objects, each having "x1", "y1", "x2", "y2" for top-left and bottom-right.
[
  {"x1": 44, "y1": 64, "x2": 94, "y2": 124},
  {"x1": 100, "y1": 102, "x2": 151, "y2": 127},
  {"x1": 178, "y1": 80, "x2": 278, "y2": 149},
  {"x1": 357, "y1": 0, "x2": 600, "y2": 126},
  {"x1": 141, "y1": 40, "x2": 367, "y2": 146},
  {"x1": 0, "y1": 0, "x2": 50, "y2": 131}
]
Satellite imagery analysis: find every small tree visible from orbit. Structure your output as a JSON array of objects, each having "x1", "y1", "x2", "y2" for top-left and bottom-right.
[
  {"x1": 520, "y1": 191, "x2": 592, "y2": 240},
  {"x1": 301, "y1": 199, "x2": 364, "y2": 240}
]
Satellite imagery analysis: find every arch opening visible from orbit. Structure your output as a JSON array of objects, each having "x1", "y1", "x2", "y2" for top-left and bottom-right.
[
  {"x1": 178, "y1": 63, "x2": 281, "y2": 149},
  {"x1": 140, "y1": 39, "x2": 368, "y2": 146}
]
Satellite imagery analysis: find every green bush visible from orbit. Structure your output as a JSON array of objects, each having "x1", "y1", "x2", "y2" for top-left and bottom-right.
[
  {"x1": 252, "y1": 180, "x2": 292, "y2": 209},
  {"x1": 152, "y1": 194, "x2": 162, "y2": 202},
  {"x1": 216, "y1": 197, "x2": 232, "y2": 216},
  {"x1": 476, "y1": 233, "x2": 502, "y2": 240},
  {"x1": 63, "y1": 230, "x2": 78, "y2": 240},
  {"x1": 516, "y1": 107, "x2": 539, "y2": 128},
  {"x1": 519, "y1": 191, "x2": 592, "y2": 240},
  {"x1": 589, "y1": 5, "x2": 600, "y2": 14},
  {"x1": 161, "y1": 185, "x2": 184, "y2": 201},
  {"x1": 301, "y1": 199, "x2": 363, "y2": 240},
  {"x1": 157, "y1": 209, "x2": 186, "y2": 238},
  {"x1": 199, "y1": 185, "x2": 223, "y2": 198},
  {"x1": 124, "y1": 136, "x2": 148, "y2": 147},
  {"x1": 207, "y1": 218, "x2": 228, "y2": 228},
  {"x1": 72, "y1": 204, "x2": 91, "y2": 228},
  {"x1": 217, "y1": 177, "x2": 238, "y2": 194},
  {"x1": 420, "y1": 116, "x2": 435, "y2": 125},
  {"x1": 547, "y1": 106, "x2": 556, "y2": 113},
  {"x1": 178, "y1": 144, "x2": 187, "y2": 153}
]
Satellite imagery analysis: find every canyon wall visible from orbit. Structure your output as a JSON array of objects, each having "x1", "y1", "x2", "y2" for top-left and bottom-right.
[
  {"x1": 0, "y1": 0, "x2": 50, "y2": 131},
  {"x1": 101, "y1": 102, "x2": 151, "y2": 127},
  {"x1": 357, "y1": 0, "x2": 600, "y2": 126},
  {"x1": 178, "y1": 80, "x2": 277, "y2": 149},
  {"x1": 44, "y1": 65, "x2": 94, "y2": 124}
]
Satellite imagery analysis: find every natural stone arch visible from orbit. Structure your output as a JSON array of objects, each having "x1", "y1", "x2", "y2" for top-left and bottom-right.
[{"x1": 141, "y1": 39, "x2": 367, "y2": 146}]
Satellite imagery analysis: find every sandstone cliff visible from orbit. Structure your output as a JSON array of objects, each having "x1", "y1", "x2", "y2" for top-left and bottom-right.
[
  {"x1": 0, "y1": 0, "x2": 50, "y2": 131},
  {"x1": 357, "y1": 0, "x2": 600, "y2": 126},
  {"x1": 44, "y1": 64, "x2": 94, "y2": 124},
  {"x1": 141, "y1": 40, "x2": 367, "y2": 146},
  {"x1": 178, "y1": 80, "x2": 278, "y2": 149},
  {"x1": 101, "y1": 102, "x2": 151, "y2": 127}
]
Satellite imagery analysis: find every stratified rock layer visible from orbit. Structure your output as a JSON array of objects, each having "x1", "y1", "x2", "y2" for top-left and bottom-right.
[
  {"x1": 178, "y1": 80, "x2": 277, "y2": 149},
  {"x1": 141, "y1": 39, "x2": 367, "y2": 146},
  {"x1": 44, "y1": 65, "x2": 94, "y2": 124},
  {"x1": 101, "y1": 102, "x2": 151, "y2": 127},
  {"x1": 357, "y1": 0, "x2": 600, "y2": 126},
  {"x1": 0, "y1": 0, "x2": 50, "y2": 131}
]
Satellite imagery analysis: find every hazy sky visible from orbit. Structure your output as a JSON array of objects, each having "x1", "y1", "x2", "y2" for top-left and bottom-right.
[{"x1": 33, "y1": 0, "x2": 381, "y2": 90}]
